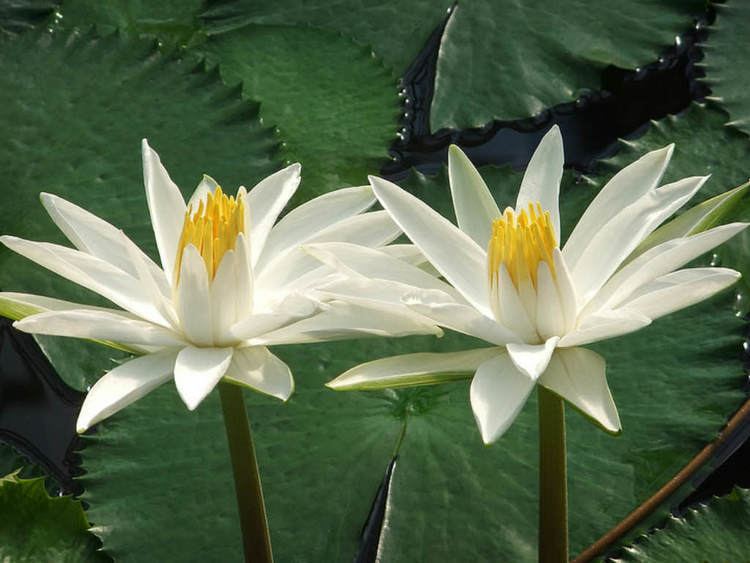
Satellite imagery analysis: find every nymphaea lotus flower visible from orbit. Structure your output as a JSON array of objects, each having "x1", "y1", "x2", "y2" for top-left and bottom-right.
[
  {"x1": 0, "y1": 141, "x2": 439, "y2": 433},
  {"x1": 322, "y1": 126, "x2": 747, "y2": 444}
]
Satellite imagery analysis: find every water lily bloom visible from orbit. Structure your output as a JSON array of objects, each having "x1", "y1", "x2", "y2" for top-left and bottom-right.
[
  {"x1": 322, "y1": 126, "x2": 747, "y2": 444},
  {"x1": 0, "y1": 141, "x2": 440, "y2": 433}
]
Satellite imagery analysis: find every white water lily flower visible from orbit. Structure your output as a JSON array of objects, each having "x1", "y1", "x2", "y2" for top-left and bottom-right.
[
  {"x1": 322, "y1": 126, "x2": 747, "y2": 444},
  {"x1": 0, "y1": 141, "x2": 440, "y2": 433}
]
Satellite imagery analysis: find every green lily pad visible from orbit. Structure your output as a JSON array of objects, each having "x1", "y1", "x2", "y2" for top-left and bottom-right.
[
  {"x1": 200, "y1": 0, "x2": 453, "y2": 76},
  {"x1": 0, "y1": 29, "x2": 277, "y2": 391},
  {"x1": 0, "y1": 471, "x2": 106, "y2": 562},
  {"x1": 618, "y1": 488, "x2": 750, "y2": 561},
  {"x1": 0, "y1": 0, "x2": 58, "y2": 37},
  {"x1": 702, "y1": 2, "x2": 750, "y2": 136},
  {"x1": 430, "y1": 0, "x2": 704, "y2": 130},
  {"x1": 195, "y1": 24, "x2": 399, "y2": 201}
]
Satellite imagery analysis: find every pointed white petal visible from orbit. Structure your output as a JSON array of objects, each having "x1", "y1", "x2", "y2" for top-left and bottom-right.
[
  {"x1": 314, "y1": 277, "x2": 455, "y2": 309},
  {"x1": 251, "y1": 301, "x2": 441, "y2": 345},
  {"x1": 470, "y1": 354, "x2": 537, "y2": 444},
  {"x1": 257, "y1": 185, "x2": 375, "y2": 270},
  {"x1": 76, "y1": 349, "x2": 178, "y2": 432},
  {"x1": 328, "y1": 347, "x2": 501, "y2": 390},
  {"x1": 224, "y1": 346, "x2": 294, "y2": 400},
  {"x1": 493, "y1": 265, "x2": 538, "y2": 343},
  {"x1": 516, "y1": 125, "x2": 564, "y2": 241},
  {"x1": 231, "y1": 299, "x2": 319, "y2": 341},
  {"x1": 566, "y1": 175, "x2": 708, "y2": 305},
  {"x1": 142, "y1": 140, "x2": 187, "y2": 286},
  {"x1": 506, "y1": 336, "x2": 560, "y2": 380},
  {"x1": 380, "y1": 244, "x2": 441, "y2": 277},
  {"x1": 552, "y1": 249, "x2": 578, "y2": 333},
  {"x1": 0, "y1": 236, "x2": 170, "y2": 327},
  {"x1": 619, "y1": 267, "x2": 740, "y2": 321},
  {"x1": 14, "y1": 309, "x2": 184, "y2": 347},
  {"x1": 370, "y1": 175, "x2": 491, "y2": 316},
  {"x1": 175, "y1": 245, "x2": 212, "y2": 346},
  {"x1": 564, "y1": 144, "x2": 673, "y2": 263},
  {"x1": 187, "y1": 174, "x2": 220, "y2": 209},
  {"x1": 584, "y1": 222, "x2": 748, "y2": 315},
  {"x1": 535, "y1": 261, "x2": 565, "y2": 340},
  {"x1": 558, "y1": 309, "x2": 651, "y2": 347},
  {"x1": 539, "y1": 347, "x2": 620, "y2": 433},
  {"x1": 173, "y1": 346, "x2": 233, "y2": 410},
  {"x1": 0, "y1": 292, "x2": 125, "y2": 320},
  {"x1": 447, "y1": 145, "x2": 501, "y2": 246},
  {"x1": 210, "y1": 250, "x2": 239, "y2": 344},
  {"x1": 245, "y1": 163, "x2": 301, "y2": 265},
  {"x1": 408, "y1": 301, "x2": 518, "y2": 345}
]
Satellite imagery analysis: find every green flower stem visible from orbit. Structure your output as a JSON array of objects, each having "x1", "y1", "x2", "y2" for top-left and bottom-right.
[
  {"x1": 538, "y1": 386, "x2": 568, "y2": 563},
  {"x1": 219, "y1": 382, "x2": 273, "y2": 563}
]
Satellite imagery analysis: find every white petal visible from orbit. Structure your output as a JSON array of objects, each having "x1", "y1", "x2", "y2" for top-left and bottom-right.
[
  {"x1": 564, "y1": 144, "x2": 673, "y2": 262},
  {"x1": 0, "y1": 292, "x2": 124, "y2": 319},
  {"x1": 506, "y1": 336, "x2": 560, "y2": 380},
  {"x1": 224, "y1": 346, "x2": 294, "y2": 400},
  {"x1": 173, "y1": 346, "x2": 233, "y2": 410},
  {"x1": 447, "y1": 144, "x2": 501, "y2": 246},
  {"x1": 328, "y1": 347, "x2": 501, "y2": 390},
  {"x1": 566, "y1": 175, "x2": 708, "y2": 305},
  {"x1": 303, "y1": 242, "x2": 462, "y2": 300},
  {"x1": 583, "y1": 222, "x2": 748, "y2": 315},
  {"x1": 14, "y1": 309, "x2": 184, "y2": 347},
  {"x1": 231, "y1": 300, "x2": 319, "y2": 340},
  {"x1": 558, "y1": 309, "x2": 651, "y2": 347},
  {"x1": 257, "y1": 185, "x2": 374, "y2": 270},
  {"x1": 40, "y1": 193, "x2": 170, "y2": 296},
  {"x1": 0, "y1": 236, "x2": 169, "y2": 327},
  {"x1": 552, "y1": 249, "x2": 578, "y2": 333},
  {"x1": 245, "y1": 163, "x2": 301, "y2": 265},
  {"x1": 250, "y1": 301, "x2": 441, "y2": 345},
  {"x1": 619, "y1": 267, "x2": 740, "y2": 320},
  {"x1": 314, "y1": 277, "x2": 455, "y2": 309},
  {"x1": 516, "y1": 125, "x2": 564, "y2": 241},
  {"x1": 535, "y1": 261, "x2": 565, "y2": 340},
  {"x1": 210, "y1": 250, "x2": 239, "y2": 344},
  {"x1": 408, "y1": 301, "x2": 518, "y2": 345},
  {"x1": 492, "y1": 265, "x2": 538, "y2": 343},
  {"x1": 142, "y1": 140, "x2": 187, "y2": 287},
  {"x1": 187, "y1": 174, "x2": 220, "y2": 209},
  {"x1": 176, "y1": 245, "x2": 212, "y2": 346},
  {"x1": 76, "y1": 349, "x2": 178, "y2": 432},
  {"x1": 380, "y1": 244, "x2": 441, "y2": 277},
  {"x1": 539, "y1": 347, "x2": 620, "y2": 433},
  {"x1": 470, "y1": 354, "x2": 537, "y2": 444},
  {"x1": 370, "y1": 175, "x2": 491, "y2": 316}
]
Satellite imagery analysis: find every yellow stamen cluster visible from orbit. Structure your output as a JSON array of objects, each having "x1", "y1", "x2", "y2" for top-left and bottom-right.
[
  {"x1": 175, "y1": 187, "x2": 246, "y2": 282},
  {"x1": 487, "y1": 202, "x2": 557, "y2": 289}
]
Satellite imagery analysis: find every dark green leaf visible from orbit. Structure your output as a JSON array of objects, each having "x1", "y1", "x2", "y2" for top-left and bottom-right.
[{"x1": 0, "y1": 0, "x2": 58, "y2": 37}]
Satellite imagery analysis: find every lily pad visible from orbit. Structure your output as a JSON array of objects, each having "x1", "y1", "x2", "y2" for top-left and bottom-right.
[
  {"x1": 702, "y1": 2, "x2": 750, "y2": 136},
  {"x1": 0, "y1": 28, "x2": 277, "y2": 390},
  {"x1": 0, "y1": 0, "x2": 58, "y2": 36},
  {"x1": 0, "y1": 471, "x2": 105, "y2": 562},
  {"x1": 430, "y1": 0, "x2": 704, "y2": 129},
  {"x1": 618, "y1": 488, "x2": 750, "y2": 561}
]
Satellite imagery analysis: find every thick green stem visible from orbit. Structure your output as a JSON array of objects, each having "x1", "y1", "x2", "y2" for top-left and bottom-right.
[
  {"x1": 538, "y1": 386, "x2": 568, "y2": 563},
  {"x1": 219, "y1": 382, "x2": 273, "y2": 563}
]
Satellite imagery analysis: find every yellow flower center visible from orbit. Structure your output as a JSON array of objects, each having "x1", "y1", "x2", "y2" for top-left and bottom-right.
[
  {"x1": 487, "y1": 202, "x2": 557, "y2": 289},
  {"x1": 174, "y1": 187, "x2": 246, "y2": 282}
]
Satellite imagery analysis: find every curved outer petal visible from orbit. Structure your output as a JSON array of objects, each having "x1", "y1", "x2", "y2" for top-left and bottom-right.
[
  {"x1": 0, "y1": 292, "x2": 129, "y2": 320},
  {"x1": 539, "y1": 347, "x2": 620, "y2": 433},
  {"x1": 231, "y1": 300, "x2": 319, "y2": 341},
  {"x1": 618, "y1": 267, "x2": 740, "y2": 321},
  {"x1": 470, "y1": 354, "x2": 538, "y2": 444},
  {"x1": 173, "y1": 346, "x2": 233, "y2": 410},
  {"x1": 515, "y1": 125, "x2": 564, "y2": 241},
  {"x1": 40, "y1": 193, "x2": 170, "y2": 297},
  {"x1": 249, "y1": 301, "x2": 441, "y2": 345},
  {"x1": 408, "y1": 301, "x2": 518, "y2": 346},
  {"x1": 370, "y1": 175, "x2": 492, "y2": 317},
  {"x1": 14, "y1": 309, "x2": 184, "y2": 347},
  {"x1": 0, "y1": 236, "x2": 169, "y2": 328},
  {"x1": 565, "y1": 175, "x2": 708, "y2": 305},
  {"x1": 582, "y1": 222, "x2": 748, "y2": 316},
  {"x1": 256, "y1": 185, "x2": 375, "y2": 271},
  {"x1": 328, "y1": 347, "x2": 501, "y2": 390},
  {"x1": 506, "y1": 336, "x2": 560, "y2": 381},
  {"x1": 244, "y1": 163, "x2": 301, "y2": 266},
  {"x1": 447, "y1": 144, "x2": 501, "y2": 246},
  {"x1": 142, "y1": 140, "x2": 186, "y2": 287},
  {"x1": 77, "y1": 349, "x2": 178, "y2": 432},
  {"x1": 224, "y1": 346, "x2": 294, "y2": 400},
  {"x1": 563, "y1": 144, "x2": 673, "y2": 258},
  {"x1": 313, "y1": 277, "x2": 455, "y2": 310},
  {"x1": 175, "y1": 245, "x2": 212, "y2": 346},
  {"x1": 558, "y1": 309, "x2": 651, "y2": 348}
]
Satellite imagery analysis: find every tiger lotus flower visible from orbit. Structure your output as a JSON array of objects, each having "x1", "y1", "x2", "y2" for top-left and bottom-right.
[
  {"x1": 0, "y1": 141, "x2": 439, "y2": 433},
  {"x1": 322, "y1": 126, "x2": 747, "y2": 444}
]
